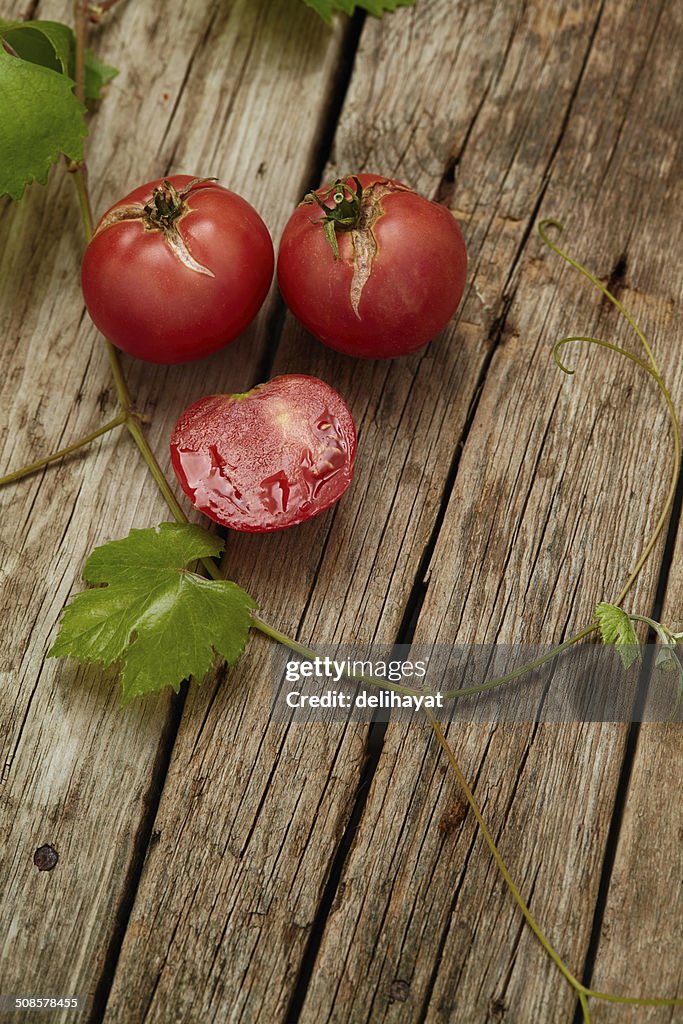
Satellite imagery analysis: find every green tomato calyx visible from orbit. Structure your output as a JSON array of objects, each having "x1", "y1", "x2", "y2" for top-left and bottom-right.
[
  {"x1": 303, "y1": 176, "x2": 365, "y2": 260},
  {"x1": 142, "y1": 177, "x2": 217, "y2": 231}
]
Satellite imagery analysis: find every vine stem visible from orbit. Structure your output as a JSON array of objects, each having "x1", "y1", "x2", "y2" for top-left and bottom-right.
[
  {"x1": 0, "y1": 414, "x2": 126, "y2": 486},
  {"x1": 73, "y1": 1, "x2": 88, "y2": 106},
  {"x1": 70, "y1": 161, "x2": 94, "y2": 242},
  {"x1": 425, "y1": 708, "x2": 683, "y2": 1018},
  {"x1": 538, "y1": 219, "x2": 660, "y2": 375},
  {"x1": 425, "y1": 710, "x2": 585, "y2": 991},
  {"x1": 252, "y1": 616, "x2": 431, "y2": 698},
  {"x1": 551, "y1": 331, "x2": 680, "y2": 610},
  {"x1": 440, "y1": 624, "x2": 596, "y2": 700},
  {"x1": 124, "y1": 416, "x2": 187, "y2": 524},
  {"x1": 252, "y1": 617, "x2": 600, "y2": 705}
]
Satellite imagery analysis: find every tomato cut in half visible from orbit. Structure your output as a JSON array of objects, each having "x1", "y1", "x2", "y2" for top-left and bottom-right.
[
  {"x1": 170, "y1": 375, "x2": 357, "y2": 532},
  {"x1": 81, "y1": 175, "x2": 274, "y2": 364},
  {"x1": 277, "y1": 173, "x2": 467, "y2": 359}
]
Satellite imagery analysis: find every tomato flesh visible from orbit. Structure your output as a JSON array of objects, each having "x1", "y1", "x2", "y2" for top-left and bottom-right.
[
  {"x1": 277, "y1": 174, "x2": 467, "y2": 359},
  {"x1": 170, "y1": 375, "x2": 356, "y2": 532},
  {"x1": 81, "y1": 176, "x2": 274, "y2": 364}
]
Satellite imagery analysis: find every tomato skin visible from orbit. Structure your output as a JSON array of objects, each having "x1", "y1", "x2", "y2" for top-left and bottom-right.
[
  {"x1": 276, "y1": 174, "x2": 467, "y2": 359},
  {"x1": 81, "y1": 176, "x2": 274, "y2": 364},
  {"x1": 170, "y1": 375, "x2": 356, "y2": 532}
]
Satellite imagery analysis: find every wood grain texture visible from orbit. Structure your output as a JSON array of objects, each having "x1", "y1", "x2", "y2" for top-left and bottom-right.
[{"x1": 2, "y1": 0, "x2": 681, "y2": 1022}]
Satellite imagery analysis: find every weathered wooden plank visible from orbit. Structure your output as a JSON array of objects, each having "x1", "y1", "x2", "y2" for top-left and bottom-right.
[
  {"x1": 96, "y1": 3, "x2": 658, "y2": 1023},
  {"x1": 298, "y1": 1, "x2": 683, "y2": 1022},
  {"x1": 0, "y1": 0, "x2": 349, "y2": 1015}
]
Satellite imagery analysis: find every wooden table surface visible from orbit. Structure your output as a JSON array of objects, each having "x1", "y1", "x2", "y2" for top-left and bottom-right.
[{"x1": 1, "y1": 1, "x2": 681, "y2": 1022}]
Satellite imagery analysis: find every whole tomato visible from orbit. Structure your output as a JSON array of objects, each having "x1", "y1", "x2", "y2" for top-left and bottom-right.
[
  {"x1": 276, "y1": 173, "x2": 467, "y2": 359},
  {"x1": 81, "y1": 176, "x2": 274, "y2": 364},
  {"x1": 170, "y1": 375, "x2": 356, "y2": 532}
]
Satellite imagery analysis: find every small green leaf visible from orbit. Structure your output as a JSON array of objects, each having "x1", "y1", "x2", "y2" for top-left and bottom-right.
[
  {"x1": 655, "y1": 645, "x2": 679, "y2": 673},
  {"x1": 84, "y1": 48, "x2": 118, "y2": 100},
  {"x1": 0, "y1": 19, "x2": 118, "y2": 100},
  {"x1": 0, "y1": 45, "x2": 87, "y2": 199},
  {"x1": 594, "y1": 602, "x2": 641, "y2": 670},
  {"x1": 48, "y1": 523, "x2": 257, "y2": 704},
  {"x1": 301, "y1": 0, "x2": 415, "y2": 25}
]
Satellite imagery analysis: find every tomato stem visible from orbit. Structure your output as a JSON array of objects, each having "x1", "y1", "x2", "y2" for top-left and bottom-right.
[
  {"x1": 141, "y1": 177, "x2": 218, "y2": 232},
  {"x1": 73, "y1": 0, "x2": 88, "y2": 106},
  {"x1": 68, "y1": 160, "x2": 95, "y2": 240},
  {"x1": 303, "y1": 176, "x2": 364, "y2": 259},
  {"x1": 142, "y1": 179, "x2": 185, "y2": 228}
]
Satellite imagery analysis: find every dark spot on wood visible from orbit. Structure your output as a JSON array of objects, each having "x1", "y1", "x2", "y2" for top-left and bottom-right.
[
  {"x1": 97, "y1": 387, "x2": 111, "y2": 413},
  {"x1": 34, "y1": 844, "x2": 58, "y2": 871},
  {"x1": 330, "y1": 880, "x2": 347, "y2": 914},
  {"x1": 489, "y1": 996, "x2": 507, "y2": 1019},
  {"x1": 283, "y1": 922, "x2": 307, "y2": 946},
  {"x1": 487, "y1": 293, "x2": 515, "y2": 348},
  {"x1": 605, "y1": 252, "x2": 628, "y2": 300},
  {"x1": 434, "y1": 153, "x2": 458, "y2": 206},
  {"x1": 390, "y1": 979, "x2": 410, "y2": 1002},
  {"x1": 257, "y1": 162, "x2": 267, "y2": 177},
  {"x1": 439, "y1": 798, "x2": 467, "y2": 834}
]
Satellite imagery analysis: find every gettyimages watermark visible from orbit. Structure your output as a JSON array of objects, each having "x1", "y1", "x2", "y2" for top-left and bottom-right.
[{"x1": 270, "y1": 643, "x2": 683, "y2": 723}]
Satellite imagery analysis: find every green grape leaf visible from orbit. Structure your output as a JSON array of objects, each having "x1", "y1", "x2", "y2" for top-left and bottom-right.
[
  {"x1": 0, "y1": 45, "x2": 86, "y2": 199},
  {"x1": 595, "y1": 602, "x2": 641, "y2": 670},
  {"x1": 0, "y1": 20, "x2": 73, "y2": 76},
  {"x1": 0, "y1": 18, "x2": 118, "y2": 99},
  {"x1": 48, "y1": 523, "x2": 257, "y2": 704},
  {"x1": 301, "y1": 0, "x2": 415, "y2": 25}
]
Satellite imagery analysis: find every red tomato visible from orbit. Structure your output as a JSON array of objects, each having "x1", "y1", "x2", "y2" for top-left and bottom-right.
[
  {"x1": 81, "y1": 176, "x2": 274, "y2": 364},
  {"x1": 170, "y1": 375, "x2": 356, "y2": 532},
  {"x1": 276, "y1": 173, "x2": 467, "y2": 359}
]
